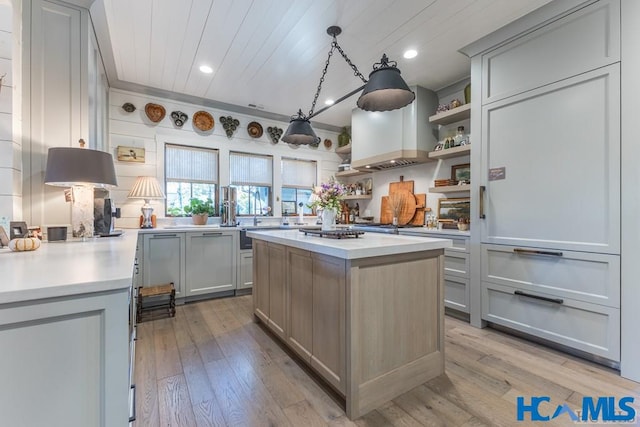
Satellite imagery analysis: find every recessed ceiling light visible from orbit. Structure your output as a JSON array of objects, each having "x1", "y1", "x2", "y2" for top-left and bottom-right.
[
  {"x1": 199, "y1": 65, "x2": 213, "y2": 74},
  {"x1": 325, "y1": 99, "x2": 335, "y2": 106},
  {"x1": 390, "y1": 159, "x2": 396, "y2": 164},
  {"x1": 365, "y1": 165, "x2": 371, "y2": 169},
  {"x1": 403, "y1": 49, "x2": 418, "y2": 59}
]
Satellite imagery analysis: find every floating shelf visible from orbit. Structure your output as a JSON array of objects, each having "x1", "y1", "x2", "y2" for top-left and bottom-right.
[
  {"x1": 429, "y1": 104, "x2": 471, "y2": 126},
  {"x1": 343, "y1": 194, "x2": 372, "y2": 200},
  {"x1": 335, "y1": 143, "x2": 352, "y2": 155},
  {"x1": 335, "y1": 169, "x2": 370, "y2": 177},
  {"x1": 428, "y1": 145, "x2": 471, "y2": 160},
  {"x1": 428, "y1": 184, "x2": 471, "y2": 193}
]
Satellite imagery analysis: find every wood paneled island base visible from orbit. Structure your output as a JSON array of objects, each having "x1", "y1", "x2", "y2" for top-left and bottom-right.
[{"x1": 248, "y1": 229, "x2": 449, "y2": 419}]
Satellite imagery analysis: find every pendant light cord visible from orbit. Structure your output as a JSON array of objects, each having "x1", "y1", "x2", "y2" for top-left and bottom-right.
[{"x1": 307, "y1": 36, "x2": 368, "y2": 118}]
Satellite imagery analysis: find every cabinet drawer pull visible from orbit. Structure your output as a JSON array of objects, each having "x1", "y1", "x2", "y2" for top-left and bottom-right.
[
  {"x1": 202, "y1": 232, "x2": 223, "y2": 237},
  {"x1": 513, "y1": 248, "x2": 563, "y2": 257},
  {"x1": 479, "y1": 185, "x2": 486, "y2": 219},
  {"x1": 151, "y1": 234, "x2": 177, "y2": 239},
  {"x1": 514, "y1": 290, "x2": 564, "y2": 304}
]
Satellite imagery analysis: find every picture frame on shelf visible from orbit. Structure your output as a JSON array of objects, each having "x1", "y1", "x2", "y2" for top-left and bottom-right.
[
  {"x1": 437, "y1": 198, "x2": 470, "y2": 229},
  {"x1": 451, "y1": 163, "x2": 471, "y2": 182}
]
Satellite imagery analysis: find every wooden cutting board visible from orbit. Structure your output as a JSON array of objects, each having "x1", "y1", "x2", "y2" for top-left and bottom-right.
[
  {"x1": 381, "y1": 190, "x2": 416, "y2": 225},
  {"x1": 410, "y1": 193, "x2": 427, "y2": 226},
  {"x1": 389, "y1": 180, "x2": 414, "y2": 195},
  {"x1": 381, "y1": 196, "x2": 392, "y2": 224}
]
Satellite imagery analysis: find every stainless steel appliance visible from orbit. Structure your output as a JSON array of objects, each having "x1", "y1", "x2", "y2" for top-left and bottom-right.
[
  {"x1": 221, "y1": 186, "x2": 237, "y2": 227},
  {"x1": 94, "y1": 194, "x2": 121, "y2": 236}
]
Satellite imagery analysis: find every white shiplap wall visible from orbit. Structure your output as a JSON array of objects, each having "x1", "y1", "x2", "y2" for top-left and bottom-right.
[
  {"x1": 108, "y1": 88, "x2": 342, "y2": 228},
  {"x1": 0, "y1": 0, "x2": 21, "y2": 226}
]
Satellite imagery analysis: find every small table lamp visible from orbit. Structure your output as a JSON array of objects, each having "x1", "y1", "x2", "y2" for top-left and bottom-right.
[
  {"x1": 44, "y1": 146, "x2": 118, "y2": 238},
  {"x1": 128, "y1": 176, "x2": 165, "y2": 228}
]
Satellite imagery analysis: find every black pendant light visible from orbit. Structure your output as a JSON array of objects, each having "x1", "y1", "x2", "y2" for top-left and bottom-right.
[
  {"x1": 357, "y1": 54, "x2": 415, "y2": 111},
  {"x1": 281, "y1": 110, "x2": 319, "y2": 145},
  {"x1": 282, "y1": 26, "x2": 414, "y2": 145}
]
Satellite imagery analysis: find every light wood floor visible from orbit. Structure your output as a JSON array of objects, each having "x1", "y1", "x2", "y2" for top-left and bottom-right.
[{"x1": 134, "y1": 295, "x2": 640, "y2": 426}]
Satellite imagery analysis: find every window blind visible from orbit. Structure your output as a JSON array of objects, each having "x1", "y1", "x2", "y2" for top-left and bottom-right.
[
  {"x1": 281, "y1": 158, "x2": 316, "y2": 188},
  {"x1": 230, "y1": 152, "x2": 273, "y2": 186},
  {"x1": 165, "y1": 144, "x2": 218, "y2": 183}
]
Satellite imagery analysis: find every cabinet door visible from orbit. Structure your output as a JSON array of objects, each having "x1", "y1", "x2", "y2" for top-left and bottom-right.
[
  {"x1": 253, "y1": 240, "x2": 270, "y2": 322},
  {"x1": 143, "y1": 233, "x2": 185, "y2": 297},
  {"x1": 268, "y1": 243, "x2": 287, "y2": 339},
  {"x1": 238, "y1": 251, "x2": 253, "y2": 290},
  {"x1": 479, "y1": 65, "x2": 620, "y2": 254},
  {"x1": 311, "y1": 254, "x2": 345, "y2": 394},
  {"x1": 186, "y1": 231, "x2": 236, "y2": 297},
  {"x1": 287, "y1": 248, "x2": 313, "y2": 361}
]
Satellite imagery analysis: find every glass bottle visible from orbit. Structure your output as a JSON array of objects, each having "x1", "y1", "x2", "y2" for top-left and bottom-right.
[{"x1": 453, "y1": 126, "x2": 468, "y2": 146}]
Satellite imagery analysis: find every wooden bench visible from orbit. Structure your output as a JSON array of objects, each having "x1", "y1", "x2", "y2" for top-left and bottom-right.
[{"x1": 137, "y1": 282, "x2": 176, "y2": 322}]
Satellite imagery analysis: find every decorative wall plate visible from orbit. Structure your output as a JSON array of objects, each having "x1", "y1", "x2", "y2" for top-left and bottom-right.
[
  {"x1": 267, "y1": 126, "x2": 283, "y2": 144},
  {"x1": 171, "y1": 111, "x2": 188, "y2": 127},
  {"x1": 122, "y1": 102, "x2": 136, "y2": 113},
  {"x1": 324, "y1": 138, "x2": 332, "y2": 148},
  {"x1": 247, "y1": 121, "x2": 263, "y2": 138},
  {"x1": 144, "y1": 103, "x2": 166, "y2": 123},
  {"x1": 193, "y1": 111, "x2": 214, "y2": 131},
  {"x1": 220, "y1": 116, "x2": 240, "y2": 138}
]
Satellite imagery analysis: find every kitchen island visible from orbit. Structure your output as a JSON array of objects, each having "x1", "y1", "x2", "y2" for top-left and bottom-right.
[
  {"x1": 247, "y1": 229, "x2": 452, "y2": 419},
  {"x1": 0, "y1": 232, "x2": 137, "y2": 427}
]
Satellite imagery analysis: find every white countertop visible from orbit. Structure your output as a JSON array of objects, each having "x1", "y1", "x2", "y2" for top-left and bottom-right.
[
  {"x1": 397, "y1": 228, "x2": 470, "y2": 238},
  {"x1": 136, "y1": 223, "x2": 312, "y2": 233},
  {"x1": 0, "y1": 231, "x2": 138, "y2": 304},
  {"x1": 247, "y1": 229, "x2": 452, "y2": 260}
]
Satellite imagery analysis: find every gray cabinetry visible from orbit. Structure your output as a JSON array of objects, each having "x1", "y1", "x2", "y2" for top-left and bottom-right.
[
  {"x1": 185, "y1": 231, "x2": 237, "y2": 298},
  {"x1": 142, "y1": 232, "x2": 186, "y2": 299},
  {"x1": 465, "y1": 0, "x2": 621, "y2": 363},
  {"x1": 399, "y1": 231, "x2": 470, "y2": 314},
  {"x1": 237, "y1": 250, "x2": 253, "y2": 290}
]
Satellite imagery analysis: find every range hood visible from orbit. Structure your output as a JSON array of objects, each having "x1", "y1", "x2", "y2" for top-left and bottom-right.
[{"x1": 350, "y1": 86, "x2": 439, "y2": 171}]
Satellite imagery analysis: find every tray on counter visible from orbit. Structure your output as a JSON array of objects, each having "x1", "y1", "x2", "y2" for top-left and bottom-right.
[{"x1": 300, "y1": 228, "x2": 365, "y2": 239}]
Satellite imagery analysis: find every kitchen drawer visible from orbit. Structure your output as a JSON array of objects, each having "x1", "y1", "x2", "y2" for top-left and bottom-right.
[
  {"x1": 482, "y1": 244, "x2": 619, "y2": 308},
  {"x1": 482, "y1": 282, "x2": 620, "y2": 362},
  {"x1": 445, "y1": 276, "x2": 469, "y2": 314},
  {"x1": 399, "y1": 231, "x2": 469, "y2": 253},
  {"x1": 444, "y1": 252, "x2": 469, "y2": 279}
]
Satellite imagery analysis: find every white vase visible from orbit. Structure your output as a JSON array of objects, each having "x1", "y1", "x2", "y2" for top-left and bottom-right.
[{"x1": 321, "y1": 209, "x2": 337, "y2": 231}]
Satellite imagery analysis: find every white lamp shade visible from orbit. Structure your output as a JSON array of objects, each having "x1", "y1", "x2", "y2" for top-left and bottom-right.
[{"x1": 128, "y1": 176, "x2": 165, "y2": 199}]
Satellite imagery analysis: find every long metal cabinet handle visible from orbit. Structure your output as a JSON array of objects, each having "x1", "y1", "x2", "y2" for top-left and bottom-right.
[
  {"x1": 202, "y1": 232, "x2": 223, "y2": 237},
  {"x1": 514, "y1": 290, "x2": 564, "y2": 305},
  {"x1": 151, "y1": 233, "x2": 177, "y2": 239},
  {"x1": 513, "y1": 248, "x2": 563, "y2": 257},
  {"x1": 479, "y1": 185, "x2": 486, "y2": 219}
]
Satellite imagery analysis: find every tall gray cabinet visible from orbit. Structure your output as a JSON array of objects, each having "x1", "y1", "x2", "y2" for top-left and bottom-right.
[{"x1": 463, "y1": 0, "x2": 622, "y2": 365}]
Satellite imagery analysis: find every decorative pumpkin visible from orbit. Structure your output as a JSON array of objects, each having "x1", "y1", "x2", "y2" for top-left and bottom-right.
[{"x1": 9, "y1": 237, "x2": 41, "y2": 252}]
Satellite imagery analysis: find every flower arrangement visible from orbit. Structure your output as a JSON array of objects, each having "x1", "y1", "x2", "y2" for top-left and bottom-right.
[{"x1": 308, "y1": 178, "x2": 346, "y2": 213}]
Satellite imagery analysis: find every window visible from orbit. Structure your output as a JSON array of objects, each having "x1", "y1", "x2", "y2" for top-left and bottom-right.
[
  {"x1": 165, "y1": 144, "x2": 218, "y2": 216},
  {"x1": 281, "y1": 158, "x2": 316, "y2": 215},
  {"x1": 230, "y1": 152, "x2": 273, "y2": 216}
]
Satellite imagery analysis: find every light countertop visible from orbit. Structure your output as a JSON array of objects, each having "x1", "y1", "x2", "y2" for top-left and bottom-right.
[
  {"x1": 135, "y1": 223, "x2": 313, "y2": 233},
  {"x1": 0, "y1": 231, "x2": 138, "y2": 304},
  {"x1": 397, "y1": 228, "x2": 470, "y2": 237},
  {"x1": 246, "y1": 229, "x2": 452, "y2": 259}
]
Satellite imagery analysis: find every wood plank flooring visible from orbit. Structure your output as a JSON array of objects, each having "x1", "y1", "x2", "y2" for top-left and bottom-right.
[{"x1": 134, "y1": 295, "x2": 640, "y2": 426}]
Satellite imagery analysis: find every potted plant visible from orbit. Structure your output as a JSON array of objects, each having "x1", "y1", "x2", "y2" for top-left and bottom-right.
[{"x1": 184, "y1": 198, "x2": 215, "y2": 225}]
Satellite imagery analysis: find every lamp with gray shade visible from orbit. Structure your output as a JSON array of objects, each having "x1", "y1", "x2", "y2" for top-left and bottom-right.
[
  {"x1": 44, "y1": 146, "x2": 118, "y2": 238},
  {"x1": 128, "y1": 176, "x2": 165, "y2": 228}
]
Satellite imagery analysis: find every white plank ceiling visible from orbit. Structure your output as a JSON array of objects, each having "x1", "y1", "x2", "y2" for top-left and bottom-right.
[{"x1": 98, "y1": 0, "x2": 553, "y2": 128}]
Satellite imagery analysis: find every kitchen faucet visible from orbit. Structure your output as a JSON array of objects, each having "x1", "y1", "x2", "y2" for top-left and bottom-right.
[{"x1": 253, "y1": 215, "x2": 261, "y2": 226}]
